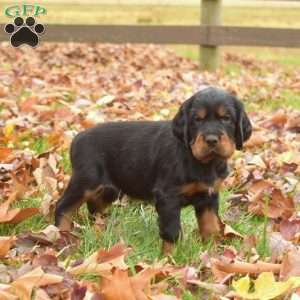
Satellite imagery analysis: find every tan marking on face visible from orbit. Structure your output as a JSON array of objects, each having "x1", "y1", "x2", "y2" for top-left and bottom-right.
[
  {"x1": 180, "y1": 178, "x2": 224, "y2": 197},
  {"x1": 197, "y1": 209, "x2": 221, "y2": 240},
  {"x1": 218, "y1": 132, "x2": 235, "y2": 158},
  {"x1": 197, "y1": 108, "x2": 207, "y2": 120},
  {"x1": 217, "y1": 105, "x2": 227, "y2": 117},
  {"x1": 191, "y1": 134, "x2": 212, "y2": 162},
  {"x1": 162, "y1": 241, "x2": 174, "y2": 256}
]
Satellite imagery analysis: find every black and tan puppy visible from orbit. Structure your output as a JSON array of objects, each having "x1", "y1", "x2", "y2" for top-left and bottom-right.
[{"x1": 55, "y1": 87, "x2": 252, "y2": 254}]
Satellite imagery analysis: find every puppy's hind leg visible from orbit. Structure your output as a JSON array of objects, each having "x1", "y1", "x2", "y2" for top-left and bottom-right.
[
  {"x1": 86, "y1": 185, "x2": 121, "y2": 218},
  {"x1": 55, "y1": 173, "x2": 101, "y2": 231}
]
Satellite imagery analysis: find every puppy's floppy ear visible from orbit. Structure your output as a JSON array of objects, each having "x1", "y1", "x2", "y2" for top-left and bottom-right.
[
  {"x1": 235, "y1": 99, "x2": 252, "y2": 150},
  {"x1": 172, "y1": 98, "x2": 193, "y2": 147}
]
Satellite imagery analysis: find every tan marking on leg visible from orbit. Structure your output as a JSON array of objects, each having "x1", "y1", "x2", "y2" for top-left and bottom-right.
[
  {"x1": 58, "y1": 211, "x2": 73, "y2": 231},
  {"x1": 162, "y1": 240, "x2": 174, "y2": 256},
  {"x1": 57, "y1": 185, "x2": 104, "y2": 231},
  {"x1": 86, "y1": 185, "x2": 110, "y2": 214},
  {"x1": 87, "y1": 197, "x2": 111, "y2": 214},
  {"x1": 197, "y1": 209, "x2": 221, "y2": 240}
]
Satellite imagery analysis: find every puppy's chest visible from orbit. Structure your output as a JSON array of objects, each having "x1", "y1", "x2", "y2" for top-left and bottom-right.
[
  {"x1": 180, "y1": 178, "x2": 223, "y2": 197},
  {"x1": 179, "y1": 163, "x2": 229, "y2": 197}
]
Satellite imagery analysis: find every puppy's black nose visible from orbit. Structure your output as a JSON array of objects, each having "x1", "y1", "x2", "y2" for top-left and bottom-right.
[{"x1": 205, "y1": 134, "x2": 219, "y2": 147}]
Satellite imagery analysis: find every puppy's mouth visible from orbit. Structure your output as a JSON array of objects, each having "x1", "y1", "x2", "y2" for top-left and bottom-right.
[
  {"x1": 190, "y1": 134, "x2": 235, "y2": 162},
  {"x1": 198, "y1": 148, "x2": 223, "y2": 161}
]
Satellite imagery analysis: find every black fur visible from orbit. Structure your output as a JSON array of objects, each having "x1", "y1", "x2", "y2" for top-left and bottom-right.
[{"x1": 55, "y1": 87, "x2": 252, "y2": 244}]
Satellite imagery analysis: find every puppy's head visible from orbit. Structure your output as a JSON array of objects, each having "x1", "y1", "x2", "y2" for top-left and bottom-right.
[{"x1": 172, "y1": 87, "x2": 252, "y2": 162}]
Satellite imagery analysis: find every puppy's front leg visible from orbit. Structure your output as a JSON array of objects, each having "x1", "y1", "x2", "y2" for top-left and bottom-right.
[
  {"x1": 154, "y1": 191, "x2": 181, "y2": 255},
  {"x1": 194, "y1": 193, "x2": 221, "y2": 240}
]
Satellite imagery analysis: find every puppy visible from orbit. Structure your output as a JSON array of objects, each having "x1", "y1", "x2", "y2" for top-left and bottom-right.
[{"x1": 54, "y1": 87, "x2": 252, "y2": 254}]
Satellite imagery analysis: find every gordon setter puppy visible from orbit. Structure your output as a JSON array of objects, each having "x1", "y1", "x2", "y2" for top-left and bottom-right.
[{"x1": 55, "y1": 87, "x2": 252, "y2": 254}]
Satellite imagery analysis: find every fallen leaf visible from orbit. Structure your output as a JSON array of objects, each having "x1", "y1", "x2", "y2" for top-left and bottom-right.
[
  {"x1": 150, "y1": 295, "x2": 178, "y2": 300},
  {"x1": 211, "y1": 257, "x2": 281, "y2": 283},
  {"x1": 10, "y1": 266, "x2": 63, "y2": 300},
  {"x1": 244, "y1": 131, "x2": 268, "y2": 148},
  {"x1": 247, "y1": 180, "x2": 295, "y2": 219},
  {"x1": 187, "y1": 279, "x2": 228, "y2": 295},
  {"x1": 223, "y1": 223, "x2": 244, "y2": 239},
  {"x1": 263, "y1": 109, "x2": 287, "y2": 128},
  {"x1": 0, "y1": 195, "x2": 39, "y2": 224},
  {"x1": 101, "y1": 267, "x2": 163, "y2": 300},
  {"x1": 269, "y1": 232, "x2": 295, "y2": 258},
  {"x1": 280, "y1": 248, "x2": 300, "y2": 280},
  {"x1": 34, "y1": 288, "x2": 52, "y2": 300},
  {"x1": 0, "y1": 148, "x2": 13, "y2": 161},
  {"x1": 68, "y1": 242, "x2": 130, "y2": 275},
  {"x1": 280, "y1": 217, "x2": 300, "y2": 242},
  {"x1": 0, "y1": 236, "x2": 15, "y2": 258},
  {"x1": 232, "y1": 272, "x2": 300, "y2": 300},
  {"x1": 0, "y1": 289, "x2": 18, "y2": 300}
]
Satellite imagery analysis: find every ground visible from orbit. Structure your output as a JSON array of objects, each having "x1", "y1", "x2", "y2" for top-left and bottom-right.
[{"x1": 0, "y1": 3, "x2": 299, "y2": 300}]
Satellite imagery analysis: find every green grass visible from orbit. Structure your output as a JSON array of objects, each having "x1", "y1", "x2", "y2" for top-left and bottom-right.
[
  {"x1": 1, "y1": 189, "x2": 267, "y2": 265},
  {"x1": 0, "y1": 196, "x2": 47, "y2": 236}
]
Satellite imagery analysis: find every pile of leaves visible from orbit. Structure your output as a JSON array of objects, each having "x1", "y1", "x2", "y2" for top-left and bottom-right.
[{"x1": 0, "y1": 42, "x2": 299, "y2": 299}]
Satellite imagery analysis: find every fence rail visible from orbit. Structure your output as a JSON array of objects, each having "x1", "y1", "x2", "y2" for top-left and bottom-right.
[{"x1": 1, "y1": 24, "x2": 300, "y2": 47}]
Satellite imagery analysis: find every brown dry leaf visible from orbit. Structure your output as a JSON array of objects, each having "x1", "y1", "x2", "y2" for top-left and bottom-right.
[
  {"x1": 0, "y1": 236, "x2": 15, "y2": 258},
  {"x1": 223, "y1": 223, "x2": 244, "y2": 239},
  {"x1": 187, "y1": 279, "x2": 228, "y2": 295},
  {"x1": 0, "y1": 289, "x2": 18, "y2": 300},
  {"x1": 34, "y1": 288, "x2": 52, "y2": 300},
  {"x1": 68, "y1": 242, "x2": 130, "y2": 275},
  {"x1": 10, "y1": 266, "x2": 63, "y2": 300},
  {"x1": 264, "y1": 109, "x2": 288, "y2": 128},
  {"x1": 150, "y1": 295, "x2": 178, "y2": 300},
  {"x1": 97, "y1": 242, "x2": 130, "y2": 264},
  {"x1": 131, "y1": 268, "x2": 164, "y2": 300},
  {"x1": 101, "y1": 267, "x2": 162, "y2": 300},
  {"x1": 100, "y1": 269, "x2": 138, "y2": 300},
  {"x1": 269, "y1": 232, "x2": 296, "y2": 258},
  {"x1": 280, "y1": 248, "x2": 300, "y2": 280},
  {"x1": 0, "y1": 192, "x2": 39, "y2": 224},
  {"x1": 285, "y1": 111, "x2": 300, "y2": 132},
  {"x1": 244, "y1": 131, "x2": 268, "y2": 148},
  {"x1": 211, "y1": 257, "x2": 281, "y2": 283},
  {"x1": 247, "y1": 180, "x2": 295, "y2": 219},
  {"x1": 280, "y1": 217, "x2": 300, "y2": 242},
  {"x1": 0, "y1": 147, "x2": 13, "y2": 161},
  {"x1": 211, "y1": 257, "x2": 235, "y2": 284}
]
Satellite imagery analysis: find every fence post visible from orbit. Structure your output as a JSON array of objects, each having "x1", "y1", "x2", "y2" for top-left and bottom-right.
[{"x1": 200, "y1": 0, "x2": 222, "y2": 71}]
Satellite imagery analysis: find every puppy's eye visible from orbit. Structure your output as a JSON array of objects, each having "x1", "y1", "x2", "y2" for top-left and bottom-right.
[
  {"x1": 221, "y1": 115, "x2": 231, "y2": 122},
  {"x1": 195, "y1": 116, "x2": 204, "y2": 122}
]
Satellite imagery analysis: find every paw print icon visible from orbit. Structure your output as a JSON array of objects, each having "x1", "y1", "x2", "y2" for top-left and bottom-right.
[{"x1": 4, "y1": 17, "x2": 45, "y2": 48}]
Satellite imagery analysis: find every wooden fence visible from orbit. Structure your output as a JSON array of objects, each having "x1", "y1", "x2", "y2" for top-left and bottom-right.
[{"x1": 1, "y1": 0, "x2": 300, "y2": 70}]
